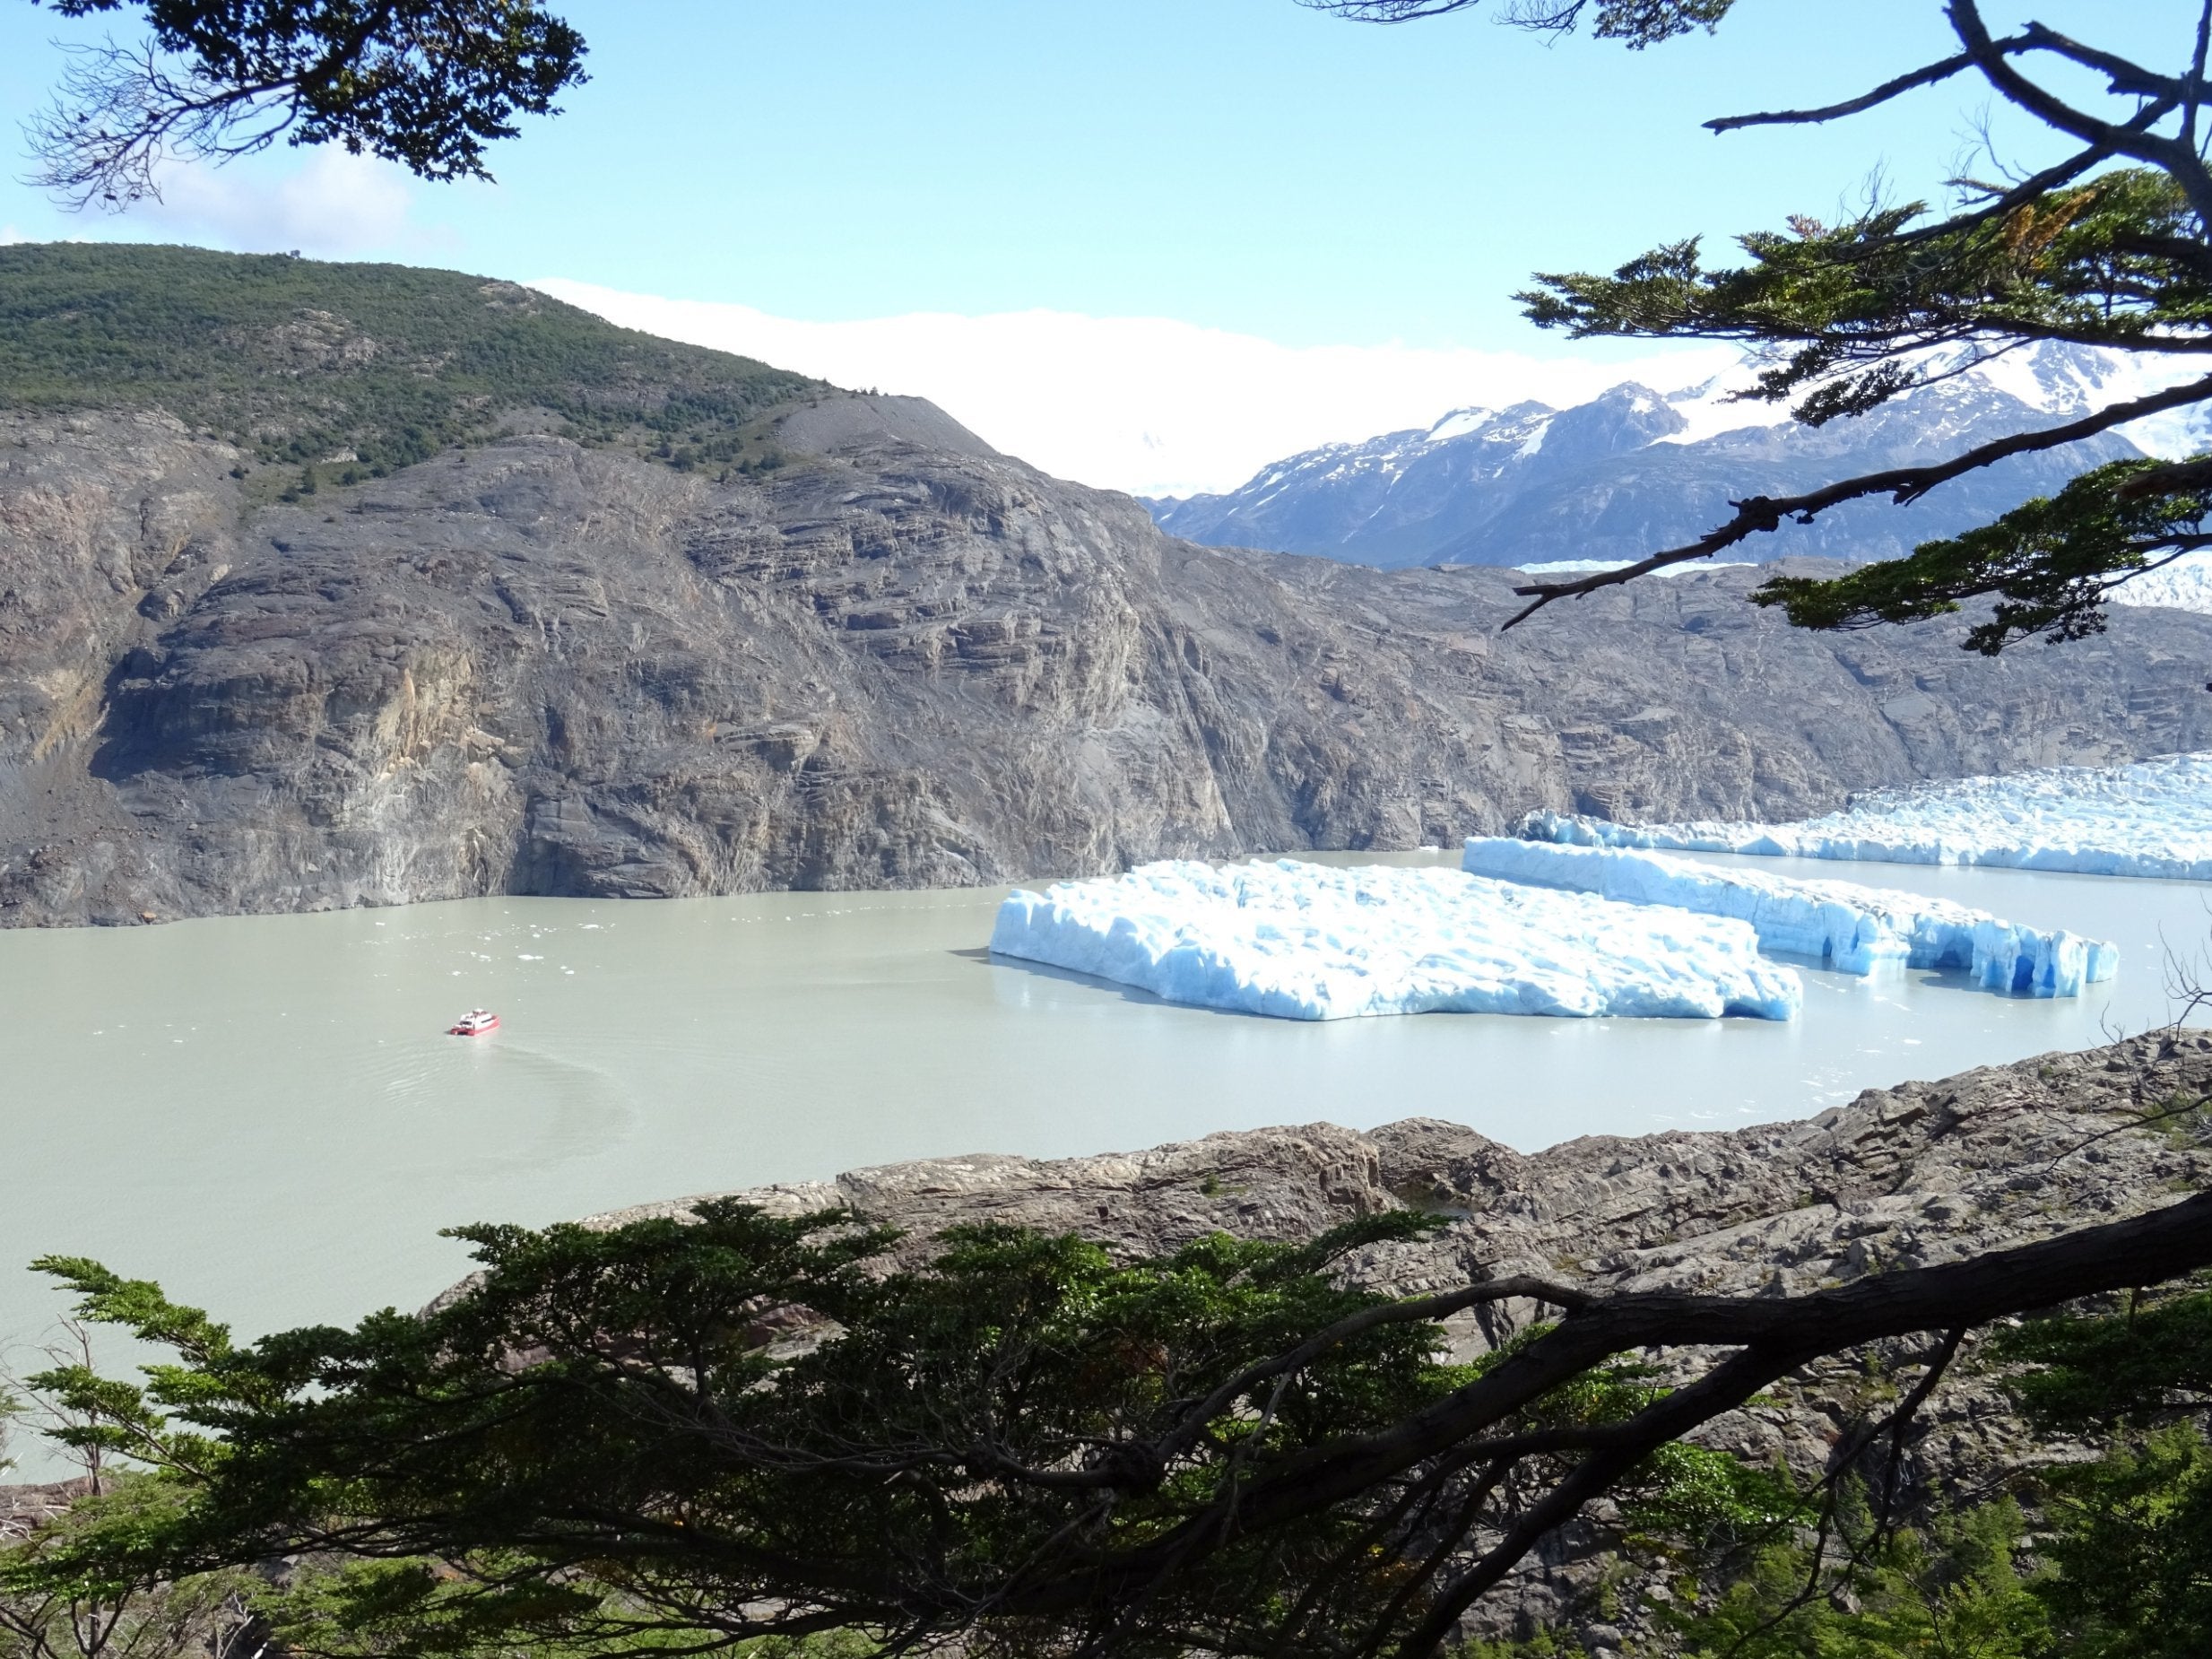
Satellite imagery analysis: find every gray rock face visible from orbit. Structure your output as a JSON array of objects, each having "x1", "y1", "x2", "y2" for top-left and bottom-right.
[
  {"x1": 598, "y1": 1032, "x2": 2212, "y2": 1646},
  {"x1": 603, "y1": 1033, "x2": 2212, "y2": 1316},
  {"x1": 5, "y1": 401, "x2": 2211, "y2": 925}
]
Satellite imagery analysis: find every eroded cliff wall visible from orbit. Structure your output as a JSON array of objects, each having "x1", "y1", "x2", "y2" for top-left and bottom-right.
[{"x1": 4, "y1": 401, "x2": 2208, "y2": 925}]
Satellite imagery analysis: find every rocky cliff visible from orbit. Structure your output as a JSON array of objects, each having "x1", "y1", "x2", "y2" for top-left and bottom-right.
[
  {"x1": 594, "y1": 1031, "x2": 2212, "y2": 1651},
  {"x1": 6, "y1": 395, "x2": 2212, "y2": 925},
  {"x1": 6, "y1": 247, "x2": 2212, "y2": 925}
]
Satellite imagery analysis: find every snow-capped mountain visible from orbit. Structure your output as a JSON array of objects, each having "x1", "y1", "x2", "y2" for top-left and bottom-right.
[{"x1": 1146, "y1": 342, "x2": 2207, "y2": 569}]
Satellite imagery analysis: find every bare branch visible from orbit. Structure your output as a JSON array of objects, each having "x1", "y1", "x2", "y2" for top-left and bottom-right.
[
  {"x1": 22, "y1": 39, "x2": 297, "y2": 210},
  {"x1": 2017, "y1": 21, "x2": 2188, "y2": 103},
  {"x1": 1948, "y1": 0, "x2": 2212, "y2": 232},
  {"x1": 1298, "y1": 0, "x2": 1493, "y2": 19},
  {"x1": 1706, "y1": 39, "x2": 2027, "y2": 135},
  {"x1": 2187, "y1": 0, "x2": 2212, "y2": 156}
]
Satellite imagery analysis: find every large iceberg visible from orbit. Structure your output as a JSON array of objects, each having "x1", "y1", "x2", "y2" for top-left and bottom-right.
[
  {"x1": 990, "y1": 859, "x2": 1802, "y2": 1021},
  {"x1": 1521, "y1": 752, "x2": 2212, "y2": 882},
  {"x1": 1462, "y1": 838, "x2": 2116, "y2": 998}
]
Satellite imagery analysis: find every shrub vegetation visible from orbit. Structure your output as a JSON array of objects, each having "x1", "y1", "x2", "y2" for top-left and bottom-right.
[{"x1": 0, "y1": 243, "x2": 821, "y2": 483}]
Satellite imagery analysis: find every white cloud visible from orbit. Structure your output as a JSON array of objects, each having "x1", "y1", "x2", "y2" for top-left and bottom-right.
[
  {"x1": 531, "y1": 279, "x2": 1745, "y2": 499},
  {"x1": 0, "y1": 225, "x2": 25, "y2": 245},
  {"x1": 130, "y1": 149, "x2": 421, "y2": 259}
]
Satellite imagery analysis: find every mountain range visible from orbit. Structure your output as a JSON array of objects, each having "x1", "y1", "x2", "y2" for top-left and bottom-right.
[
  {"x1": 5, "y1": 246, "x2": 2210, "y2": 925},
  {"x1": 1145, "y1": 343, "x2": 2204, "y2": 569}
]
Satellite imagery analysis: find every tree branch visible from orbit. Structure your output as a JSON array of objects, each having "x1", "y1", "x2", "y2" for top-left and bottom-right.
[
  {"x1": 1396, "y1": 1342, "x2": 1796, "y2": 1657},
  {"x1": 2017, "y1": 21, "x2": 2187, "y2": 103},
  {"x1": 1150, "y1": 1275, "x2": 1588, "y2": 1466},
  {"x1": 1503, "y1": 369, "x2": 2212, "y2": 628},
  {"x1": 1705, "y1": 38, "x2": 2027, "y2": 134},
  {"x1": 984, "y1": 1186, "x2": 2212, "y2": 1639},
  {"x1": 1949, "y1": 0, "x2": 2212, "y2": 232}
]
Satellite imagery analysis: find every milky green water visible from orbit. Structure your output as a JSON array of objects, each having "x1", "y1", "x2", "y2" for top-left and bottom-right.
[{"x1": 0, "y1": 852, "x2": 2195, "y2": 1448}]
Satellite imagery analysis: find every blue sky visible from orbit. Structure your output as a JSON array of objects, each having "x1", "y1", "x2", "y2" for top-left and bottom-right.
[{"x1": 0, "y1": 0, "x2": 2197, "y2": 491}]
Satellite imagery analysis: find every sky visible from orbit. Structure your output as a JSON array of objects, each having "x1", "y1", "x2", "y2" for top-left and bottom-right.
[{"x1": 0, "y1": 0, "x2": 2199, "y2": 494}]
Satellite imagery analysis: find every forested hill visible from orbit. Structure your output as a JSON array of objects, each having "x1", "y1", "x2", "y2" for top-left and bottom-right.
[{"x1": 0, "y1": 243, "x2": 820, "y2": 482}]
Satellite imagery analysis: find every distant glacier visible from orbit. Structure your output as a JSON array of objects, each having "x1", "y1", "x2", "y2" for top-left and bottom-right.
[
  {"x1": 2114, "y1": 550, "x2": 2212, "y2": 615},
  {"x1": 1523, "y1": 752, "x2": 2212, "y2": 882}
]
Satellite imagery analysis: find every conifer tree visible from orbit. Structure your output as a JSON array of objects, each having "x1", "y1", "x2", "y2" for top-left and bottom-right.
[
  {"x1": 22, "y1": 1, "x2": 586, "y2": 209},
  {"x1": 1314, "y1": 0, "x2": 2212, "y2": 653}
]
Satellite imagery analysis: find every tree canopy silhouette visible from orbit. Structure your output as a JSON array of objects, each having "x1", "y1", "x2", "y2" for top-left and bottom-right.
[
  {"x1": 22, "y1": 0, "x2": 586, "y2": 208},
  {"x1": 1312, "y1": 0, "x2": 2212, "y2": 653},
  {"x1": 10, "y1": 1181, "x2": 2212, "y2": 1659}
]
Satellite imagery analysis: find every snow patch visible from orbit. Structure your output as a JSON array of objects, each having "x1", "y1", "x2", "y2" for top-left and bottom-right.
[
  {"x1": 1518, "y1": 752, "x2": 2212, "y2": 882},
  {"x1": 1462, "y1": 838, "x2": 2115, "y2": 997},
  {"x1": 1651, "y1": 374, "x2": 1799, "y2": 446},
  {"x1": 990, "y1": 859, "x2": 1801, "y2": 1021},
  {"x1": 1424, "y1": 407, "x2": 1490, "y2": 443}
]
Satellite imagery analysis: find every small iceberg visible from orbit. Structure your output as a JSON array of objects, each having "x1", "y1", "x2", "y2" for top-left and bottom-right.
[
  {"x1": 1520, "y1": 752, "x2": 2212, "y2": 882},
  {"x1": 990, "y1": 859, "x2": 1801, "y2": 1021},
  {"x1": 1462, "y1": 838, "x2": 2116, "y2": 997}
]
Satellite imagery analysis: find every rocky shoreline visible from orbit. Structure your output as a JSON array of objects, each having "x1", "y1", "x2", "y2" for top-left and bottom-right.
[
  {"x1": 9, "y1": 1034, "x2": 2206, "y2": 1646},
  {"x1": 589, "y1": 1030, "x2": 2212, "y2": 1648}
]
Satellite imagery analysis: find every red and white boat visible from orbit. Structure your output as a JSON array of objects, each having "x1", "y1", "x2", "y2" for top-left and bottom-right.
[{"x1": 448, "y1": 1008, "x2": 500, "y2": 1037}]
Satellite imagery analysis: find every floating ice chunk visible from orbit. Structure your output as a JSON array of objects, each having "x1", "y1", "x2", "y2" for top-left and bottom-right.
[
  {"x1": 1519, "y1": 752, "x2": 2212, "y2": 882},
  {"x1": 1463, "y1": 838, "x2": 2116, "y2": 998},
  {"x1": 990, "y1": 859, "x2": 1801, "y2": 1021}
]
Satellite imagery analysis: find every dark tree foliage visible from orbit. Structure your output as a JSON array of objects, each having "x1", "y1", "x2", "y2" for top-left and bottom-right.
[
  {"x1": 22, "y1": 0, "x2": 586, "y2": 208},
  {"x1": 1991, "y1": 1287, "x2": 2212, "y2": 1657},
  {"x1": 0, "y1": 244, "x2": 819, "y2": 480},
  {"x1": 1444, "y1": 1285, "x2": 2212, "y2": 1659},
  {"x1": 1298, "y1": 0, "x2": 1731, "y2": 48},
  {"x1": 1312, "y1": 0, "x2": 2212, "y2": 654},
  {"x1": 1655, "y1": 1490, "x2": 2051, "y2": 1659},
  {"x1": 11, "y1": 1190, "x2": 2212, "y2": 1659}
]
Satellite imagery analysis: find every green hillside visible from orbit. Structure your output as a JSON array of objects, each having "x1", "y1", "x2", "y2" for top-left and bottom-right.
[{"x1": 0, "y1": 243, "x2": 822, "y2": 481}]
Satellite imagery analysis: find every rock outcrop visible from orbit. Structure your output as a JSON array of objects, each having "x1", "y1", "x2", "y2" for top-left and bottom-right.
[
  {"x1": 13, "y1": 1038, "x2": 2203, "y2": 1643},
  {"x1": 6, "y1": 398, "x2": 2212, "y2": 925},
  {"x1": 594, "y1": 1032, "x2": 2212, "y2": 1649}
]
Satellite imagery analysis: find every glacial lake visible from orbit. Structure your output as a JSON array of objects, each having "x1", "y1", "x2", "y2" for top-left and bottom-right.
[{"x1": 0, "y1": 850, "x2": 2199, "y2": 1451}]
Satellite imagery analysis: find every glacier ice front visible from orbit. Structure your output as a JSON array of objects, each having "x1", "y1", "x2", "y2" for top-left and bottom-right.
[
  {"x1": 989, "y1": 860, "x2": 1802, "y2": 1022},
  {"x1": 1520, "y1": 752, "x2": 2212, "y2": 882},
  {"x1": 1462, "y1": 838, "x2": 2116, "y2": 998}
]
